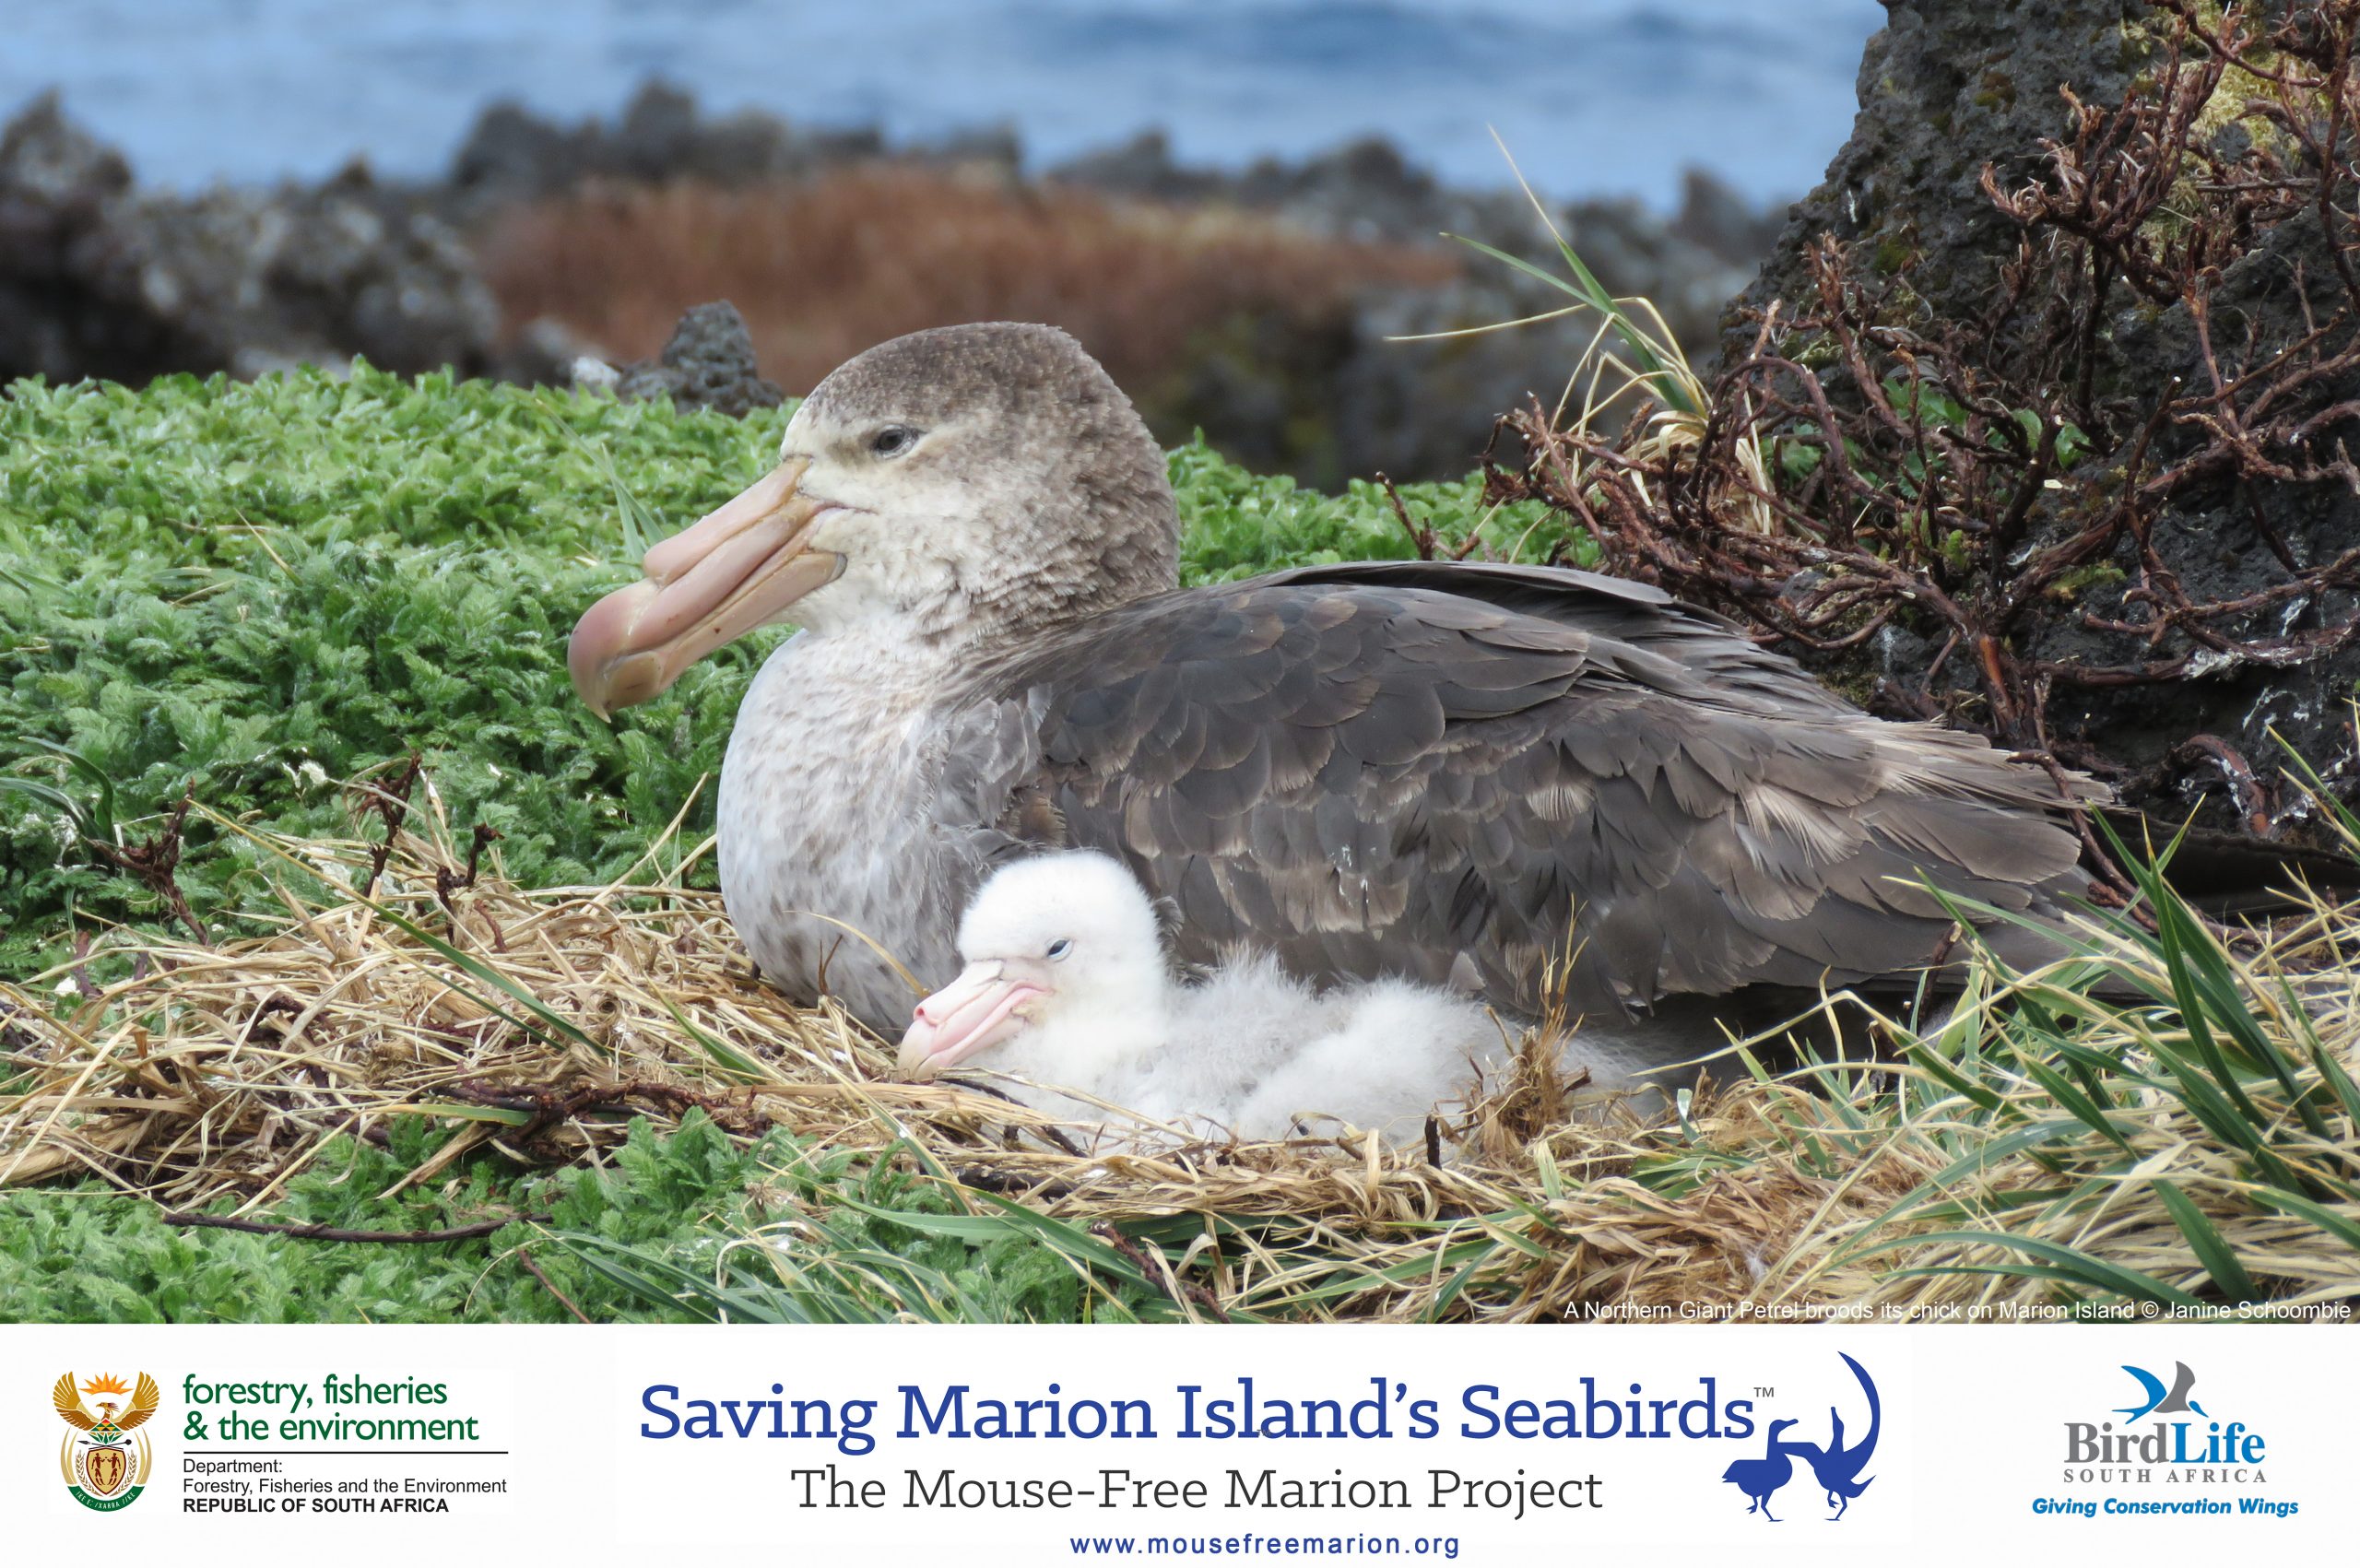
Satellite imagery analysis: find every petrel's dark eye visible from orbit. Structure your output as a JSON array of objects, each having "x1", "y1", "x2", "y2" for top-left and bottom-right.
[
  {"x1": 1045, "y1": 937, "x2": 1073, "y2": 961},
  {"x1": 868, "y1": 425, "x2": 918, "y2": 457}
]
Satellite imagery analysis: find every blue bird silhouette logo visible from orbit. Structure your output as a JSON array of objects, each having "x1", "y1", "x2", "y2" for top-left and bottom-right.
[
  {"x1": 2115, "y1": 1362, "x2": 2207, "y2": 1423},
  {"x1": 1721, "y1": 1354, "x2": 1880, "y2": 1522},
  {"x1": 1720, "y1": 1419, "x2": 1803, "y2": 1520}
]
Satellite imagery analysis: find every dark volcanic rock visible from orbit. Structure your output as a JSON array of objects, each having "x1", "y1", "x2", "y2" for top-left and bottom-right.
[
  {"x1": 0, "y1": 93, "x2": 159, "y2": 383},
  {"x1": 0, "y1": 94, "x2": 499, "y2": 385},
  {"x1": 611, "y1": 301, "x2": 783, "y2": 417},
  {"x1": 1720, "y1": 0, "x2": 2360, "y2": 831},
  {"x1": 447, "y1": 81, "x2": 982, "y2": 212},
  {"x1": 1725, "y1": 0, "x2": 2148, "y2": 356}
]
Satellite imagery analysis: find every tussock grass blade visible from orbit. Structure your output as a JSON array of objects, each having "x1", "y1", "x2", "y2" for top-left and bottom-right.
[
  {"x1": 1421, "y1": 1235, "x2": 1506, "y2": 1323},
  {"x1": 2152, "y1": 1179, "x2": 2259, "y2": 1303},
  {"x1": 0, "y1": 776, "x2": 86, "y2": 829},
  {"x1": 4, "y1": 738, "x2": 120, "y2": 843},
  {"x1": 2307, "y1": 1038, "x2": 2360, "y2": 1130},
  {"x1": 1893, "y1": 1188, "x2": 2073, "y2": 1225},
  {"x1": 596, "y1": 442, "x2": 666, "y2": 562},
  {"x1": 1858, "y1": 1231, "x2": 2206, "y2": 1309},
  {"x1": 2054, "y1": 1037, "x2": 2144, "y2": 1102},
  {"x1": 2274, "y1": 725, "x2": 2360, "y2": 845},
  {"x1": 2149, "y1": 874, "x2": 2295, "y2": 1104},
  {"x1": 1904, "y1": 1037, "x2": 2007, "y2": 1111},
  {"x1": 407, "y1": 1102, "x2": 537, "y2": 1126},
  {"x1": 554, "y1": 1231, "x2": 816, "y2": 1324},
  {"x1": 535, "y1": 407, "x2": 668, "y2": 560},
  {"x1": 1879, "y1": 1262, "x2": 2099, "y2": 1298},
  {"x1": 963, "y1": 1191, "x2": 1198, "y2": 1316},
  {"x1": 1942, "y1": 1114, "x2": 2095, "y2": 1177},
  {"x1": 1281, "y1": 1238, "x2": 1504, "y2": 1304},
  {"x1": 2094, "y1": 817, "x2": 2313, "y2": 1128},
  {"x1": 2012, "y1": 1053, "x2": 2133, "y2": 1152},
  {"x1": 1443, "y1": 232, "x2": 1700, "y2": 418},
  {"x1": 2245, "y1": 1186, "x2": 2360, "y2": 1254},
  {"x1": 831, "y1": 1185, "x2": 1185, "y2": 1320},
  {"x1": 831, "y1": 1202, "x2": 1012, "y2": 1244},
  {"x1": 655, "y1": 995, "x2": 772, "y2": 1084},
  {"x1": 2141, "y1": 1033, "x2": 2309, "y2": 1196}
]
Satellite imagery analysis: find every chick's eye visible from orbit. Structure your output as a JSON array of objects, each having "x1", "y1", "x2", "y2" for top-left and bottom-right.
[
  {"x1": 867, "y1": 424, "x2": 918, "y2": 457},
  {"x1": 1045, "y1": 938, "x2": 1073, "y2": 961}
]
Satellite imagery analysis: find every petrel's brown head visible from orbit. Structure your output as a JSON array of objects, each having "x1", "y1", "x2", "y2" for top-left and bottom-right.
[{"x1": 568, "y1": 323, "x2": 1179, "y2": 717}]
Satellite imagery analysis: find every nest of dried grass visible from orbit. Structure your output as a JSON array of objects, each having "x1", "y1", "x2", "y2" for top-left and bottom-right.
[{"x1": 6, "y1": 797, "x2": 2356, "y2": 1323}]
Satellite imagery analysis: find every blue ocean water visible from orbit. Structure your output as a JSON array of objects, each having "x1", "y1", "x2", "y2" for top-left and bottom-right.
[{"x1": 0, "y1": 0, "x2": 1882, "y2": 205}]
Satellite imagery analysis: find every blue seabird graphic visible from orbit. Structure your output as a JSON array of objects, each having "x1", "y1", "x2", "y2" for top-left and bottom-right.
[
  {"x1": 1722, "y1": 1353, "x2": 1882, "y2": 1522},
  {"x1": 1721, "y1": 1419, "x2": 1804, "y2": 1521},
  {"x1": 2115, "y1": 1362, "x2": 2207, "y2": 1423},
  {"x1": 1780, "y1": 1352, "x2": 1881, "y2": 1521}
]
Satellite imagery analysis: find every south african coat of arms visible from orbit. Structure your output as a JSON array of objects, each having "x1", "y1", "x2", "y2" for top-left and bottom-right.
[{"x1": 55, "y1": 1372, "x2": 159, "y2": 1512}]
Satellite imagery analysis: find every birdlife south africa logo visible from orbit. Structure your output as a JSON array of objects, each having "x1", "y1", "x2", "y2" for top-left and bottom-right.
[
  {"x1": 1718, "y1": 1353, "x2": 1880, "y2": 1523},
  {"x1": 2064, "y1": 1362, "x2": 2267, "y2": 1480},
  {"x1": 55, "y1": 1371, "x2": 160, "y2": 1511}
]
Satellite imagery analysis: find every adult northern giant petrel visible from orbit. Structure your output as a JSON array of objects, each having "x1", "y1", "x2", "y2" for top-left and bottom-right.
[{"x1": 567, "y1": 322, "x2": 2094, "y2": 1084}]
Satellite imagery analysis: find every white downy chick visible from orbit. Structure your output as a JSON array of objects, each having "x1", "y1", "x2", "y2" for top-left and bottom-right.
[{"x1": 896, "y1": 851, "x2": 1512, "y2": 1140}]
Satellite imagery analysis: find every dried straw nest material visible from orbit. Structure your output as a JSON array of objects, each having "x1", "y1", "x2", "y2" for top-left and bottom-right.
[{"x1": 5, "y1": 804, "x2": 2358, "y2": 1322}]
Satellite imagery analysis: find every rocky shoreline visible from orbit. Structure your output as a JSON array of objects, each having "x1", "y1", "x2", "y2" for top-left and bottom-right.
[{"x1": 0, "y1": 85, "x2": 1780, "y2": 485}]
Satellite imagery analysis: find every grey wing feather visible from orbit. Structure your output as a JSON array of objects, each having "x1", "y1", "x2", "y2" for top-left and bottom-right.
[{"x1": 948, "y1": 561, "x2": 2099, "y2": 1018}]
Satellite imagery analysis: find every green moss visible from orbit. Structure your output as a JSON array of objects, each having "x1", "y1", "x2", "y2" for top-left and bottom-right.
[
  {"x1": 2043, "y1": 562, "x2": 2128, "y2": 600},
  {"x1": 1794, "y1": 336, "x2": 1841, "y2": 371},
  {"x1": 0, "y1": 1113, "x2": 1137, "y2": 1324}
]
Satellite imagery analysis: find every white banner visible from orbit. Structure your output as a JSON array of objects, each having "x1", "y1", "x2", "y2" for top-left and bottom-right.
[{"x1": 6, "y1": 1324, "x2": 2342, "y2": 1564}]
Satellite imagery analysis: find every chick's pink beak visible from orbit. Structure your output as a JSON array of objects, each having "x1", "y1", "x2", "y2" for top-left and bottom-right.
[{"x1": 896, "y1": 961, "x2": 1047, "y2": 1077}]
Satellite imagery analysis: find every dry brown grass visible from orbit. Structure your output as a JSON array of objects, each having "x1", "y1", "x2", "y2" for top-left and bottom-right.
[
  {"x1": 471, "y1": 170, "x2": 1455, "y2": 397},
  {"x1": 5, "y1": 788, "x2": 2355, "y2": 1323}
]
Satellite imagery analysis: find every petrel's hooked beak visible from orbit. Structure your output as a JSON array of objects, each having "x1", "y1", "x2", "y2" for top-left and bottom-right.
[
  {"x1": 568, "y1": 454, "x2": 847, "y2": 717},
  {"x1": 896, "y1": 961, "x2": 1050, "y2": 1077}
]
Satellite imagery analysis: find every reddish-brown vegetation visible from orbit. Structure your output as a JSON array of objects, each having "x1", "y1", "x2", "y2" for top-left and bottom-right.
[{"x1": 472, "y1": 168, "x2": 1455, "y2": 397}]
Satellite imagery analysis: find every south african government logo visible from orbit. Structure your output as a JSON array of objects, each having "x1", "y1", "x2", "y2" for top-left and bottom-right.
[{"x1": 54, "y1": 1372, "x2": 159, "y2": 1511}]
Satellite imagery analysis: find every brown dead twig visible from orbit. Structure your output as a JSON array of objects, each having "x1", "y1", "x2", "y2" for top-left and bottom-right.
[
  {"x1": 437, "y1": 822, "x2": 506, "y2": 947},
  {"x1": 1090, "y1": 1219, "x2": 1233, "y2": 1323},
  {"x1": 1376, "y1": 472, "x2": 1486, "y2": 561},
  {"x1": 516, "y1": 1248, "x2": 596, "y2": 1324},
  {"x1": 444, "y1": 1077, "x2": 774, "y2": 1160},
  {"x1": 353, "y1": 752, "x2": 424, "y2": 899},
  {"x1": 159, "y1": 1208, "x2": 549, "y2": 1244},
  {"x1": 92, "y1": 794, "x2": 206, "y2": 945},
  {"x1": 1485, "y1": 1, "x2": 2360, "y2": 827}
]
